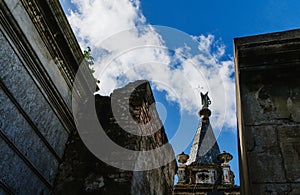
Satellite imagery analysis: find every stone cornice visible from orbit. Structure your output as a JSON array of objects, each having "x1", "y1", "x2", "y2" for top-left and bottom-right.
[
  {"x1": 234, "y1": 29, "x2": 300, "y2": 72},
  {"x1": 21, "y1": 0, "x2": 84, "y2": 88},
  {"x1": 187, "y1": 163, "x2": 222, "y2": 170}
]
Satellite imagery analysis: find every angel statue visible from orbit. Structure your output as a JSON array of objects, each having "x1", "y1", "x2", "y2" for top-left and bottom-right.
[{"x1": 200, "y1": 92, "x2": 211, "y2": 108}]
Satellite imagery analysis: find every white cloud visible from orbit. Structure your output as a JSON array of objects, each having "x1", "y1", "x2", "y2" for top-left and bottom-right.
[
  {"x1": 68, "y1": 0, "x2": 145, "y2": 48},
  {"x1": 66, "y1": 0, "x2": 237, "y2": 132}
]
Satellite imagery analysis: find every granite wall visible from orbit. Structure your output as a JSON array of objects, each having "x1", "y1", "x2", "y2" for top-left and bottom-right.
[
  {"x1": 234, "y1": 29, "x2": 300, "y2": 194},
  {"x1": 0, "y1": 0, "x2": 89, "y2": 193}
]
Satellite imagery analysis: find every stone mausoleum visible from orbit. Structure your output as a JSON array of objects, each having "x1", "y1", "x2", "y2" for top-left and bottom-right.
[
  {"x1": 1, "y1": 0, "x2": 300, "y2": 194},
  {"x1": 173, "y1": 93, "x2": 240, "y2": 195},
  {"x1": 235, "y1": 29, "x2": 300, "y2": 194},
  {"x1": 0, "y1": 1, "x2": 176, "y2": 194}
]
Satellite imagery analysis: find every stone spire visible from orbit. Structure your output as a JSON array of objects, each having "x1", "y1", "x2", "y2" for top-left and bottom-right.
[{"x1": 186, "y1": 92, "x2": 220, "y2": 165}]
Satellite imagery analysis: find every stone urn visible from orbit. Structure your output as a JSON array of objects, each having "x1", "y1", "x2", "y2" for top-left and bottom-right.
[
  {"x1": 177, "y1": 152, "x2": 189, "y2": 164},
  {"x1": 217, "y1": 151, "x2": 233, "y2": 164}
]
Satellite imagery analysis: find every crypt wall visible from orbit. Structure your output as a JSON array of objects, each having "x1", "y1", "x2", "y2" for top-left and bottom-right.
[{"x1": 234, "y1": 29, "x2": 300, "y2": 194}]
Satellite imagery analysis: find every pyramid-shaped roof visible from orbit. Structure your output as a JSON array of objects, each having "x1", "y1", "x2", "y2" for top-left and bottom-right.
[{"x1": 186, "y1": 92, "x2": 220, "y2": 165}]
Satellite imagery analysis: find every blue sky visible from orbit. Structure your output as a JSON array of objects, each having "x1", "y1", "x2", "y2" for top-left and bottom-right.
[{"x1": 60, "y1": 0, "x2": 300, "y2": 185}]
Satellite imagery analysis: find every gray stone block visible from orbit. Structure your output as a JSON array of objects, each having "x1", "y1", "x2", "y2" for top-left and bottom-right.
[
  {"x1": 247, "y1": 151, "x2": 286, "y2": 183},
  {"x1": 0, "y1": 89, "x2": 58, "y2": 184},
  {"x1": 0, "y1": 30, "x2": 68, "y2": 157},
  {"x1": 278, "y1": 126, "x2": 300, "y2": 182},
  {"x1": 246, "y1": 125, "x2": 278, "y2": 153},
  {"x1": 0, "y1": 137, "x2": 50, "y2": 194}
]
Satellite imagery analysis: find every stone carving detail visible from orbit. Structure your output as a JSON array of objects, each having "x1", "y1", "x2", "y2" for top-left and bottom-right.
[
  {"x1": 200, "y1": 92, "x2": 211, "y2": 108},
  {"x1": 195, "y1": 170, "x2": 215, "y2": 184},
  {"x1": 21, "y1": 0, "x2": 74, "y2": 88}
]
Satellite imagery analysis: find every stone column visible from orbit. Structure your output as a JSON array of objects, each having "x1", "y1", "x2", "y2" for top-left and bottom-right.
[
  {"x1": 218, "y1": 151, "x2": 234, "y2": 185},
  {"x1": 176, "y1": 152, "x2": 189, "y2": 183}
]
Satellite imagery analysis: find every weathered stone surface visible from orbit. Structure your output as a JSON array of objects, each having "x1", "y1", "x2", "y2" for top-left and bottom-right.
[
  {"x1": 245, "y1": 126, "x2": 286, "y2": 183},
  {"x1": 278, "y1": 126, "x2": 300, "y2": 182},
  {"x1": 53, "y1": 130, "x2": 132, "y2": 194},
  {"x1": 240, "y1": 83, "x2": 300, "y2": 126},
  {"x1": 3, "y1": 0, "x2": 72, "y2": 108},
  {"x1": 53, "y1": 81, "x2": 176, "y2": 195},
  {"x1": 290, "y1": 184, "x2": 300, "y2": 194},
  {"x1": 247, "y1": 152, "x2": 285, "y2": 183},
  {"x1": 246, "y1": 125, "x2": 278, "y2": 153},
  {"x1": 0, "y1": 137, "x2": 50, "y2": 194},
  {"x1": 0, "y1": 30, "x2": 68, "y2": 157},
  {"x1": 252, "y1": 183, "x2": 292, "y2": 194},
  {"x1": 0, "y1": 89, "x2": 58, "y2": 184},
  {"x1": 0, "y1": 0, "x2": 86, "y2": 193},
  {"x1": 235, "y1": 29, "x2": 300, "y2": 194},
  {"x1": 132, "y1": 167, "x2": 174, "y2": 195},
  {"x1": 187, "y1": 120, "x2": 220, "y2": 165},
  {"x1": 0, "y1": 27, "x2": 69, "y2": 189}
]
